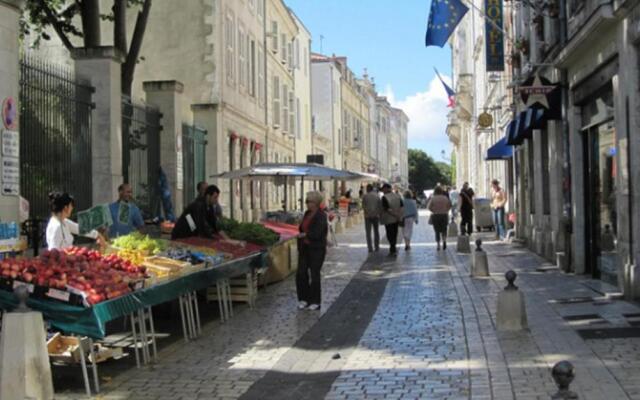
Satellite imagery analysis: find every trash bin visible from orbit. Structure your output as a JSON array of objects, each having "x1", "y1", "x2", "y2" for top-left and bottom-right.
[{"x1": 474, "y1": 198, "x2": 494, "y2": 231}]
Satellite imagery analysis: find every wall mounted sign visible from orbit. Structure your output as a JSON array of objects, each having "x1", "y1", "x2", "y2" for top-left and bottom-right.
[
  {"x1": 2, "y1": 130, "x2": 19, "y2": 158},
  {"x1": 485, "y1": 0, "x2": 505, "y2": 72},
  {"x1": 2, "y1": 97, "x2": 17, "y2": 130}
]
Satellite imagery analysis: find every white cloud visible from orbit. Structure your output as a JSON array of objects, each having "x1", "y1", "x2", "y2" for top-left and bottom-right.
[{"x1": 384, "y1": 76, "x2": 451, "y2": 142}]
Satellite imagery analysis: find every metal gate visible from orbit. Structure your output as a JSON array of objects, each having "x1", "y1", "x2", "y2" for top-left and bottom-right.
[
  {"x1": 182, "y1": 124, "x2": 207, "y2": 206},
  {"x1": 19, "y1": 54, "x2": 94, "y2": 219},
  {"x1": 122, "y1": 96, "x2": 162, "y2": 218}
]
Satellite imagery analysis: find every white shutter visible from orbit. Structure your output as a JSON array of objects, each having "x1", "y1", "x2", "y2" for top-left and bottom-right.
[
  {"x1": 282, "y1": 84, "x2": 288, "y2": 133},
  {"x1": 271, "y1": 21, "x2": 278, "y2": 53},
  {"x1": 273, "y1": 75, "x2": 280, "y2": 127}
]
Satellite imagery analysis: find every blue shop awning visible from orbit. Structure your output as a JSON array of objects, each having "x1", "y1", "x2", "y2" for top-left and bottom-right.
[
  {"x1": 486, "y1": 136, "x2": 513, "y2": 160},
  {"x1": 507, "y1": 108, "x2": 547, "y2": 146}
]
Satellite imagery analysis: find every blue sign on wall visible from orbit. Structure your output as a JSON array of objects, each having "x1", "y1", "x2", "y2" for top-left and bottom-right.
[{"x1": 485, "y1": 0, "x2": 504, "y2": 72}]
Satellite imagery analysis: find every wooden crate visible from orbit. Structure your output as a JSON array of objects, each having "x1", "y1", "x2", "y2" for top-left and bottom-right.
[
  {"x1": 206, "y1": 272, "x2": 257, "y2": 305},
  {"x1": 263, "y1": 240, "x2": 293, "y2": 284}
]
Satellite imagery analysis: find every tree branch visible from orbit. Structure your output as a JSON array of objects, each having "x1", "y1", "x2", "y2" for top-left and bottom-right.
[
  {"x1": 122, "y1": 0, "x2": 151, "y2": 95},
  {"x1": 37, "y1": 0, "x2": 75, "y2": 52}
]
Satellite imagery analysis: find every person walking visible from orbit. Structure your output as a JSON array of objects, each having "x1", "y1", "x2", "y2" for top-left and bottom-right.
[
  {"x1": 380, "y1": 183, "x2": 403, "y2": 256},
  {"x1": 459, "y1": 182, "x2": 475, "y2": 235},
  {"x1": 491, "y1": 179, "x2": 508, "y2": 240},
  {"x1": 297, "y1": 191, "x2": 329, "y2": 311},
  {"x1": 362, "y1": 184, "x2": 382, "y2": 252},
  {"x1": 428, "y1": 186, "x2": 452, "y2": 250},
  {"x1": 402, "y1": 190, "x2": 418, "y2": 251}
]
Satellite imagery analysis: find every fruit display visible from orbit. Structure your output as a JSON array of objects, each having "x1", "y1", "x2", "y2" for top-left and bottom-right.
[
  {"x1": 142, "y1": 256, "x2": 192, "y2": 280},
  {"x1": 0, "y1": 248, "x2": 147, "y2": 305},
  {"x1": 112, "y1": 232, "x2": 166, "y2": 255}
]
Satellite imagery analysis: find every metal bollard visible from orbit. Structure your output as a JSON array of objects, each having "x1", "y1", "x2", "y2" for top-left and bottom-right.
[{"x1": 551, "y1": 361, "x2": 578, "y2": 399}]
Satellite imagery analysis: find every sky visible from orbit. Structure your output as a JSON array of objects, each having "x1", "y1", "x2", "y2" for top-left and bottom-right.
[{"x1": 286, "y1": 0, "x2": 453, "y2": 162}]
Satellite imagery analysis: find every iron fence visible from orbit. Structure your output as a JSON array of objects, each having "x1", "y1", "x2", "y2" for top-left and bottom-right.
[
  {"x1": 19, "y1": 54, "x2": 94, "y2": 221},
  {"x1": 182, "y1": 124, "x2": 207, "y2": 206},
  {"x1": 122, "y1": 96, "x2": 162, "y2": 219}
]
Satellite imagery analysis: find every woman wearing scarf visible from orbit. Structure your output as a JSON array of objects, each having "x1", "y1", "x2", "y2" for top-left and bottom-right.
[{"x1": 296, "y1": 191, "x2": 328, "y2": 311}]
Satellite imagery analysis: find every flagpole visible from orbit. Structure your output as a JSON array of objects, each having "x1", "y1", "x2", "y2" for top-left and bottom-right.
[{"x1": 459, "y1": 0, "x2": 514, "y2": 45}]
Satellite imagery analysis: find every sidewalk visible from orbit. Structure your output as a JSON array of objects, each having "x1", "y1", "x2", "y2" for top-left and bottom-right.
[
  {"x1": 445, "y1": 232, "x2": 640, "y2": 400},
  {"x1": 52, "y1": 212, "x2": 640, "y2": 399}
]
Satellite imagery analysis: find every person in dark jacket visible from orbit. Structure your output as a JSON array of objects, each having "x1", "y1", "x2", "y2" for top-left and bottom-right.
[
  {"x1": 297, "y1": 191, "x2": 328, "y2": 311},
  {"x1": 459, "y1": 182, "x2": 475, "y2": 235},
  {"x1": 172, "y1": 185, "x2": 221, "y2": 239}
]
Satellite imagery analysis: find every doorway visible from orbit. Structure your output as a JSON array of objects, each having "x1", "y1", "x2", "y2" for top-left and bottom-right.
[{"x1": 583, "y1": 121, "x2": 617, "y2": 283}]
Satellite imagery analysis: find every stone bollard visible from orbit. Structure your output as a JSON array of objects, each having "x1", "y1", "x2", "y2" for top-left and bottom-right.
[
  {"x1": 448, "y1": 220, "x2": 458, "y2": 237},
  {"x1": 551, "y1": 361, "x2": 578, "y2": 399},
  {"x1": 0, "y1": 286, "x2": 54, "y2": 400},
  {"x1": 472, "y1": 239, "x2": 490, "y2": 277},
  {"x1": 335, "y1": 218, "x2": 344, "y2": 234},
  {"x1": 456, "y1": 234, "x2": 471, "y2": 253},
  {"x1": 496, "y1": 270, "x2": 528, "y2": 331}
]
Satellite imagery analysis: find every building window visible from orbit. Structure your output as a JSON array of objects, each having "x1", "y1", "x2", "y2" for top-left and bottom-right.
[
  {"x1": 272, "y1": 75, "x2": 280, "y2": 127},
  {"x1": 270, "y1": 21, "x2": 278, "y2": 53},
  {"x1": 296, "y1": 98, "x2": 302, "y2": 139},
  {"x1": 257, "y1": 0, "x2": 264, "y2": 19},
  {"x1": 304, "y1": 47, "x2": 308, "y2": 76},
  {"x1": 258, "y1": 44, "x2": 265, "y2": 106},
  {"x1": 289, "y1": 91, "x2": 295, "y2": 137},
  {"x1": 280, "y1": 34, "x2": 287, "y2": 64},
  {"x1": 282, "y1": 84, "x2": 289, "y2": 133},
  {"x1": 238, "y1": 25, "x2": 246, "y2": 90},
  {"x1": 287, "y1": 42, "x2": 293, "y2": 71},
  {"x1": 249, "y1": 38, "x2": 256, "y2": 97},
  {"x1": 225, "y1": 12, "x2": 235, "y2": 85},
  {"x1": 541, "y1": 130, "x2": 550, "y2": 215}
]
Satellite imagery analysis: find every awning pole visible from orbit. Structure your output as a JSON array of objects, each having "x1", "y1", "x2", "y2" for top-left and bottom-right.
[
  {"x1": 284, "y1": 176, "x2": 288, "y2": 212},
  {"x1": 300, "y1": 177, "x2": 305, "y2": 211}
]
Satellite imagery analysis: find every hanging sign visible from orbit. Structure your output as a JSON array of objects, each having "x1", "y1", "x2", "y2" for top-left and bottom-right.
[
  {"x1": 519, "y1": 75, "x2": 562, "y2": 119},
  {"x1": 478, "y1": 112, "x2": 494, "y2": 128},
  {"x1": 485, "y1": 0, "x2": 505, "y2": 72}
]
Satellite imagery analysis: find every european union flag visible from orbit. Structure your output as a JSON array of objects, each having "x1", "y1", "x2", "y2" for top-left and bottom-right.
[{"x1": 425, "y1": 0, "x2": 469, "y2": 48}]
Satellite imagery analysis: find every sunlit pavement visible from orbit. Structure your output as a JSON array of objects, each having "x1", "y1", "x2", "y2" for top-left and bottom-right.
[{"x1": 55, "y1": 210, "x2": 640, "y2": 400}]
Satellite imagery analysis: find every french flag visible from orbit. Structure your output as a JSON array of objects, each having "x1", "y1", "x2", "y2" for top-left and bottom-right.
[{"x1": 435, "y1": 68, "x2": 456, "y2": 108}]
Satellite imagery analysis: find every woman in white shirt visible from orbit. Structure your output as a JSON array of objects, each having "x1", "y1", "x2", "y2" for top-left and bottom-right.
[{"x1": 45, "y1": 192, "x2": 104, "y2": 250}]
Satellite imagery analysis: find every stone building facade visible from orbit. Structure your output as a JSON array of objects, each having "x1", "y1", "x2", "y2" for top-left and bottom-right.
[{"x1": 449, "y1": 0, "x2": 640, "y2": 299}]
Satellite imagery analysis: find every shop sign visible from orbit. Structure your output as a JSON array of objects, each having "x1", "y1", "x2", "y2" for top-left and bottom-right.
[
  {"x1": 519, "y1": 75, "x2": 562, "y2": 119},
  {"x1": 485, "y1": 0, "x2": 504, "y2": 72}
]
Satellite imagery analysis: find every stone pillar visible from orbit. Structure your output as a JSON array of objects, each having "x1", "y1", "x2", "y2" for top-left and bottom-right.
[
  {"x1": 72, "y1": 47, "x2": 124, "y2": 205},
  {"x1": 144, "y1": 80, "x2": 184, "y2": 214},
  {"x1": 0, "y1": 0, "x2": 24, "y2": 222}
]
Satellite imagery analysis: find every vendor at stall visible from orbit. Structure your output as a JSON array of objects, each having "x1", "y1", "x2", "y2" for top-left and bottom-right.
[
  {"x1": 172, "y1": 185, "x2": 224, "y2": 239},
  {"x1": 108, "y1": 183, "x2": 145, "y2": 238},
  {"x1": 45, "y1": 191, "x2": 105, "y2": 250},
  {"x1": 197, "y1": 180, "x2": 223, "y2": 228}
]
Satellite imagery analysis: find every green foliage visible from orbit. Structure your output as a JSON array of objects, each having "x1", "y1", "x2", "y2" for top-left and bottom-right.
[
  {"x1": 408, "y1": 149, "x2": 452, "y2": 194},
  {"x1": 219, "y1": 218, "x2": 279, "y2": 246},
  {"x1": 20, "y1": 1, "x2": 145, "y2": 48}
]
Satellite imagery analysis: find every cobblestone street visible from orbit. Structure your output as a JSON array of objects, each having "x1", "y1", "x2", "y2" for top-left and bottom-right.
[{"x1": 56, "y1": 211, "x2": 640, "y2": 399}]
